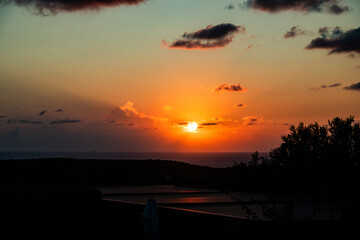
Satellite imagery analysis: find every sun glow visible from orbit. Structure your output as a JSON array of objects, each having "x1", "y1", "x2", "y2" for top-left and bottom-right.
[{"x1": 187, "y1": 122, "x2": 198, "y2": 132}]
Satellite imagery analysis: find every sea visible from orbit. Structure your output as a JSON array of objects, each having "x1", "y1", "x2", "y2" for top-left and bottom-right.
[{"x1": 0, "y1": 151, "x2": 268, "y2": 168}]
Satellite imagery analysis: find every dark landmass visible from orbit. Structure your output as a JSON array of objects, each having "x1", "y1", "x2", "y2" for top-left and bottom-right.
[
  {"x1": 0, "y1": 158, "x2": 230, "y2": 188},
  {"x1": 1, "y1": 158, "x2": 359, "y2": 239}
]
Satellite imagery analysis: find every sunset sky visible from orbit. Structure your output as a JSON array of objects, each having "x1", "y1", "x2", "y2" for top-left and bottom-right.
[{"x1": 0, "y1": 0, "x2": 359, "y2": 152}]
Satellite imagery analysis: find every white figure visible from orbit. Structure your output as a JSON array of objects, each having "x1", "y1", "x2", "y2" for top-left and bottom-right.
[{"x1": 143, "y1": 199, "x2": 159, "y2": 240}]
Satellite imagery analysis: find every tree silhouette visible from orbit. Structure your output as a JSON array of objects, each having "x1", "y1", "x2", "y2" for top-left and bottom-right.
[{"x1": 232, "y1": 116, "x2": 360, "y2": 219}]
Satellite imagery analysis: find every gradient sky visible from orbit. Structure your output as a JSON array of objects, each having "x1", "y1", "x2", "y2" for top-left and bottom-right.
[{"x1": 0, "y1": 0, "x2": 359, "y2": 152}]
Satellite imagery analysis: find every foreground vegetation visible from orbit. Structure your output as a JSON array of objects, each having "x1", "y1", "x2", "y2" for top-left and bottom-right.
[{"x1": 231, "y1": 116, "x2": 360, "y2": 219}]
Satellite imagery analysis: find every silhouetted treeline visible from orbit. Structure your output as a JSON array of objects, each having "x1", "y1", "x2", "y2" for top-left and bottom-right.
[{"x1": 230, "y1": 116, "x2": 360, "y2": 219}]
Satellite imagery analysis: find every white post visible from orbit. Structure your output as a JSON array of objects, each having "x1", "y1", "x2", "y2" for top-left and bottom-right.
[{"x1": 143, "y1": 199, "x2": 159, "y2": 240}]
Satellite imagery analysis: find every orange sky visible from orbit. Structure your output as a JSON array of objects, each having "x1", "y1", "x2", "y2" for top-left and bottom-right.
[{"x1": 0, "y1": 0, "x2": 359, "y2": 151}]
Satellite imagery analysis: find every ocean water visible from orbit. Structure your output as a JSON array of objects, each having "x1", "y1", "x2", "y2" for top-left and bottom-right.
[{"x1": 0, "y1": 151, "x2": 268, "y2": 168}]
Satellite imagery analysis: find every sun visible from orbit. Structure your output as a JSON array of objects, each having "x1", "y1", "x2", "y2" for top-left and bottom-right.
[{"x1": 187, "y1": 122, "x2": 198, "y2": 132}]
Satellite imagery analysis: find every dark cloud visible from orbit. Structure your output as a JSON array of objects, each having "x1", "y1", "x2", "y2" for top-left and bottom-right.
[
  {"x1": 7, "y1": 119, "x2": 43, "y2": 124},
  {"x1": 199, "y1": 122, "x2": 219, "y2": 126},
  {"x1": 344, "y1": 82, "x2": 360, "y2": 91},
  {"x1": 38, "y1": 110, "x2": 47, "y2": 116},
  {"x1": 213, "y1": 83, "x2": 246, "y2": 92},
  {"x1": 310, "y1": 83, "x2": 342, "y2": 90},
  {"x1": 0, "y1": 115, "x2": 6, "y2": 118},
  {"x1": 224, "y1": 3, "x2": 235, "y2": 10},
  {"x1": 49, "y1": 119, "x2": 82, "y2": 124},
  {"x1": 236, "y1": 104, "x2": 244, "y2": 107},
  {"x1": 242, "y1": 0, "x2": 349, "y2": 14},
  {"x1": 356, "y1": 66, "x2": 360, "y2": 69},
  {"x1": 306, "y1": 27, "x2": 360, "y2": 55},
  {"x1": 284, "y1": 26, "x2": 309, "y2": 38},
  {"x1": 1, "y1": 0, "x2": 147, "y2": 15},
  {"x1": 178, "y1": 121, "x2": 188, "y2": 125},
  {"x1": 328, "y1": 83, "x2": 342, "y2": 88},
  {"x1": 242, "y1": 116, "x2": 263, "y2": 126},
  {"x1": 164, "y1": 23, "x2": 246, "y2": 50},
  {"x1": 54, "y1": 109, "x2": 64, "y2": 112},
  {"x1": 327, "y1": 2, "x2": 349, "y2": 14}
]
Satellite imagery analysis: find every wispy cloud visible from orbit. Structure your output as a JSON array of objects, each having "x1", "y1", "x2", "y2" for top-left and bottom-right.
[
  {"x1": 213, "y1": 83, "x2": 247, "y2": 93},
  {"x1": 38, "y1": 110, "x2": 47, "y2": 116},
  {"x1": 309, "y1": 83, "x2": 342, "y2": 90},
  {"x1": 1, "y1": 0, "x2": 147, "y2": 16},
  {"x1": 242, "y1": 116, "x2": 263, "y2": 125},
  {"x1": 241, "y1": 0, "x2": 349, "y2": 14},
  {"x1": 235, "y1": 103, "x2": 248, "y2": 108},
  {"x1": 49, "y1": 119, "x2": 82, "y2": 124},
  {"x1": 199, "y1": 122, "x2": 219, "y2": 126},
  {"x1": 224, "y1": 3, "x2": 235, "y2": 10},
  {"x1": 7, "y1": 119, "x2": 43, "y2": 124},
  {"x1": 163, "y1": 23, "x2": 246, "y2": 50},
  {"x1": 284, "y1": 26, "x2": 311, "y2": 38}
]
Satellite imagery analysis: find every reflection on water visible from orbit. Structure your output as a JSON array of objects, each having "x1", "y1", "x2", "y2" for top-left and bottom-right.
[
  {"x1": 100, "y1": 185, "x2": 341, "y2": 220},
  {"x1": 109, "y1": 193, "x2": 234, "y2": 204}
]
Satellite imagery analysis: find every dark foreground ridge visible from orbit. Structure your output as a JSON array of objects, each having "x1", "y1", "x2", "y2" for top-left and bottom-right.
[
  {"x1": 0, "y1": 158, "x2": 359, "y2": 240},
  {"x1": 0, "y1": 158, "x2": 229, "y2": 187}
]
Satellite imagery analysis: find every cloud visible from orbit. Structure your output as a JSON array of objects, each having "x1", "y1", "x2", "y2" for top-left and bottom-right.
[
  {"x1": 309, "y1": 83, "x2": 342, "y2": 90},
  {"x1": 242, "y1": 116, "x2": 263, "y2": 125},
  {"x1": 213, "y1": 83, "x2": 247, "y2": 92},
  {"x1": 49, "y1": 119, "x2": 82, "y2": 124},
  {"x1": 7, "y1": 119, "x2": 43, "y2": 124},
  {"x1": 273, "y1": 122, "x2": 290, "y2": 126},
  {"x1": 0, "y1": 115, "x2": 6, "y2": 118},
  {"x1": 328, "y1": 83, "x2": 342, "y2": 88},
  {"x1": 106, "y1": 101, "x2": 167, "y2": 129},
  {"x1": 199, "y1": 122, "x2": 219, "y2": 126},
  {"x1": 178, "y1": 121, "x2": 188, "y2": 126},
  {"x1": 344, "y1": 82, "x2": 360, "y2": 91},
  {"x1": 54, "y1": 109, "x2": 64, "y2": 112},
  {"x1": 245, "y1": 44, "x2": 254, "y2": 50},
  {"x1": 1, "y1": 0, "x2": 147, "y2": 15},
  {"x1": 119, "y1": 101, "x2": 146, "y2": 118},
  {"x1": 242, "y1": 0, "x2": 349, "y2": 14},
  {"x1": 284, "y1": 26, "x2": 310, "y2": 38},
  {"x1": 38, "y1": 110, "x2": 47, "y2": 116},
  {"x1": 235, "y1": 104, "x2": 247, "y2": 108},
  {"x1": 163, "y1": 23, "x2": 246, "y2": 50},
  {"x1": 224, "y1": 3, "x2": 235, "y2": 10},
  {"x1": 306, "y1": 27, "x2": 360, "y2": 55}
]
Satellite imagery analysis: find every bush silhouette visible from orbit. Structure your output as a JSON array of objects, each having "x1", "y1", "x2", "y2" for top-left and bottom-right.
[{"x1": 233, "y1": 116, "x2": 360, "y2": 197}]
